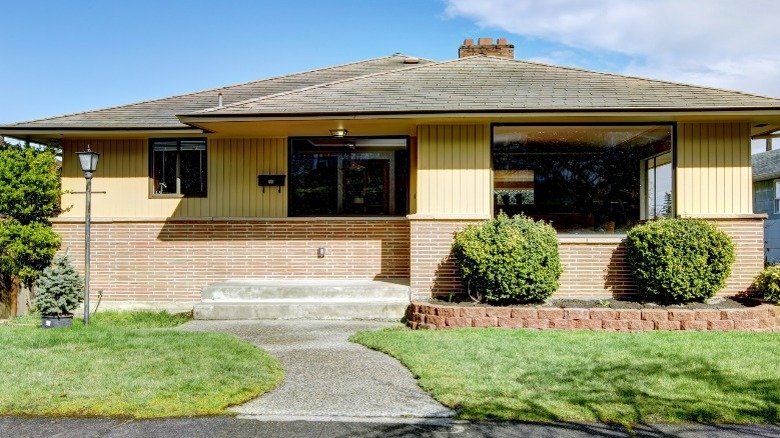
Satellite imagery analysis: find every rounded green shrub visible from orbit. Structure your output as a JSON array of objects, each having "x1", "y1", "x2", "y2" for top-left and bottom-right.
[
  {"x1": 625, "y1": 218, "x2": 735, "y2": 303},
  {"x1": 452, "y1": 213, "x2": 562, "y2": 304},
  {"x1": 753, "y1": 265, "x2": 780, "y2": 303}
]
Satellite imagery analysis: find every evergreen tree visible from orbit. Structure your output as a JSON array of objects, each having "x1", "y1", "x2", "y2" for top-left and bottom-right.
[
  {"x1": 33, "y1": 254, "x2": 84, "y2": 316},
  {"x1": 662, "y1": 192, "x2": 673, "y2": 218}
]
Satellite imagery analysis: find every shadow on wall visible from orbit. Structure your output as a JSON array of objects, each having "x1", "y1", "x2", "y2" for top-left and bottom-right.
[
  {"x1": 429, "y1": 239, "x2": 641, "y2": 301},
  {"x1": 605, "y1": 241, "x2": 637, "y2": 299},
  {"x1": 154, "y1": 216, "x2": 411, "y2": 281},
  {"x1": 431, "y1": 252, "x2": 463, "y2": 298}
]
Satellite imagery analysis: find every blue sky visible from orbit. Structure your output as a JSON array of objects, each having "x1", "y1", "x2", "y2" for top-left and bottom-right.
[{"x1": 3, "y1": 0, "x2": 779, "y2": 137}]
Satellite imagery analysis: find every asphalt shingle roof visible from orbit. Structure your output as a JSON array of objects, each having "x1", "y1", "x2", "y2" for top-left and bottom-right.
[
  {"x1": 190, "y1": 56, "x2": 780, "y2": 118},
  {"x1": 6, "y1": 54, "x2": 780, "y2": 131},
  {"x1": 4, "y1": 55, "x2": 431, "y2": 129},
  {"x1": 753, "y1": 148, "x2": 780, "y2": 181}
]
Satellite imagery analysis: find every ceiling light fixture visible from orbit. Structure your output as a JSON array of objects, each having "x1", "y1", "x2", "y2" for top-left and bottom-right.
[{"x1": 329, "y1": 129, "x2": 348, "y2": 138}]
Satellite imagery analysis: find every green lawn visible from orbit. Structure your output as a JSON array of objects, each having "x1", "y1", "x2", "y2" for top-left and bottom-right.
[
  {"x1": 352, "y1": 328, "x2": 780, "y2": 424},
  {"x1": 0, "y1": 311, "x2": 283, "y2": 418}
]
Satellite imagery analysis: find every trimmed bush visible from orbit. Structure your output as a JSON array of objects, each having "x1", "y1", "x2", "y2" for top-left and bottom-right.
[
  {"x1": 452, "y1": 213, "x2": 562, "y2": 304},
  {"x1": 626, "y1": 218, "x2": 734, "y2": 303},
  {"x1": 753, "y1": 265, "x2": 780, "y2": 303}
]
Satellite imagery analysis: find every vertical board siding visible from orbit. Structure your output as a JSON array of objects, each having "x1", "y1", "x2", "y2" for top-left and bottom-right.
[
  {"x1": 676, "y1": 122, "x2": 751, "y2": 215},
  {"x1": 416, "y1": 124, "x2": 491, "y2": 215},
  {"x1": 60, "y1": 138, "x2": 287, "y2": 218}
]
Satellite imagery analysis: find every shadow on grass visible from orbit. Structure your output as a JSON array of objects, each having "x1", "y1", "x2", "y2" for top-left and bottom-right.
[{"x1": 459, "y1": 351, "x2": 780, "y2": 425}]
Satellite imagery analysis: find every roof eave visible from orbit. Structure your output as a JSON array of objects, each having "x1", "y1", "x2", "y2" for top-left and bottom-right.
[
  {"x1": 0, "y1": 126, "x2": 209, "y2": 143},
  {"x1": 177, "y1": 107, "x2": 780, "y2": 123}
]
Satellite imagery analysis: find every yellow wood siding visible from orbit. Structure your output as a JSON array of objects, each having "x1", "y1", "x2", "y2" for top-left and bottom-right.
[
  {"x1": 60, "y1": 138, "x2": 287, "y2": 218},
  {"x1": 415, "y1": 124, "x2": 491, "y2": 216},
  {"x1": 676, "y1": 122, "x2": 752, "y2": 215}
]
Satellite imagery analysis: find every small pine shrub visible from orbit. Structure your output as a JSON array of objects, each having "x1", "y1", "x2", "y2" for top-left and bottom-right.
[
  {"x1": 33, "y1": 253, "x2": 84, "y2": 316},
  {"x1": 452, "y1": 213, "x2": 562, "y2": 304},
  {"x1": 626, "y1": 218, "x2": 735, "y2": 303},
  {"x1": 753, "y1": 265, "x2": 780, "y2": 303}
]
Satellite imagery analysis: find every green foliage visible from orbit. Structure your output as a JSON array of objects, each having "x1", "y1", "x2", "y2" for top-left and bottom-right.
[
  {"x1": 452, "y1": 213, "x2": 562, "y2": 304},
  {"x1": 33, "y1": 254, "x2": 84, "y2": 316},
  {"x1": 0, "y1": 141, "x2": 61, "y2": 224},
  {"x1": 752, "y1": 265, "x2": 780, "y2": 303},
  {"x1": 0, "y1": 140, "x2": 62, "y2": 287},
  {"x1": 626, "y1": 218, "x2": 735, "y2": 303},
  {"x1": 0, "y1": 219, "x2": 61, "y2": 286}
]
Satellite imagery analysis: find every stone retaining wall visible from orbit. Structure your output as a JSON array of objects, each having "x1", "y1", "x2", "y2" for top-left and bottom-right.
[{"x1": 408, "y1": 302, "x2": 779, "y2": 332}]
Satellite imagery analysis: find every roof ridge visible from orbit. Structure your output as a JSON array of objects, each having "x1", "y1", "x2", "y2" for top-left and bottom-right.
[
  {"x1": 8, "y1": 54, "x2": 426, "y2": 126},
  {"x1": 192, "y1": 56, "x2": 476, "y2": 114},
  {"x1": 484, "y1": 55, "x2": 780, "y2": 102}
]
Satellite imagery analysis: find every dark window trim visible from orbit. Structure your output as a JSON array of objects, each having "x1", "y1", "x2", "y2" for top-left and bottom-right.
[
  {"x1": 148, "y1": 137, "x2": 208, "y2": 198},
  {"x1": 287, "y1": 135, "x2": 411, "y2": 217},
  {"x1": 489, "y1": 122, "x2": 677, "y2": 225}
]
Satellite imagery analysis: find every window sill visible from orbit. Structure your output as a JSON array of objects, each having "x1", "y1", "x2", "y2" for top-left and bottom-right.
[
  {"x1": 149, "y1": 194, "x2": 207, "y2": 199},
  {"x1": 557, "y1": 234, "x2": 626, "y2": 244}
]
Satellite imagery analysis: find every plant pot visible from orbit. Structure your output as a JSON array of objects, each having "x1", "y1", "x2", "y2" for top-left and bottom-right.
[{"x1": 41, "y1": 314, "x2": 73, "y2": 329}]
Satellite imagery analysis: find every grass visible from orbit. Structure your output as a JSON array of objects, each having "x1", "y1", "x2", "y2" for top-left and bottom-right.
[
  {"x1": 352, "y1": 328, "x2": 780, "y2": 424},
  {"x1": 0, "y1": 311, "x2": 284, "y2": 418}
]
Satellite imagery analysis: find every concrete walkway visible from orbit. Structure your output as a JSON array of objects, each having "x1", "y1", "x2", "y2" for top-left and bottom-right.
[{"x1": 181, "y1": 320, "x2": 455, "y2": 420}]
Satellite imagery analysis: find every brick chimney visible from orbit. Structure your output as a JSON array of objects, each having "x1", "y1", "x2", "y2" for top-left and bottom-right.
[{"x1": 458, "y1": 37, "x2": 514, "y2": 59}]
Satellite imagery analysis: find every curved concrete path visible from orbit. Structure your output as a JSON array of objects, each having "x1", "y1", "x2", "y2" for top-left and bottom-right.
[{"x1": 181, "y1": 320, "x2": 454, "y2": 420}]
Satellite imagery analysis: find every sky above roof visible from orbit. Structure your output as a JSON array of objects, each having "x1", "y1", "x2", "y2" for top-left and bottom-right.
[{"x1": 3, "y1": 0, "x2": 779, "y2": 132}]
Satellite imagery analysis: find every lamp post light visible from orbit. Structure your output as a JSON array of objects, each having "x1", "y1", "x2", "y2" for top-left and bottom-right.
[{"x1": 76, "y1": 146, "x2": 99, "y2": 326}]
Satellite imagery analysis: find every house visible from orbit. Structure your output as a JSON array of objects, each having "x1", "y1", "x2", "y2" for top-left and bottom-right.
[
  {"x1": 2, "y1": 38, "x2": 778, "y2": 318},
  {"x1": 752, "y1": 145, "x2": 780, "y2": 263}
]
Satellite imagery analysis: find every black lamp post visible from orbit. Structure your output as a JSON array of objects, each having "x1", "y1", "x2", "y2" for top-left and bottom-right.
[{"x1": 76, "y1": 146, "x2": 99, "y2": 326}]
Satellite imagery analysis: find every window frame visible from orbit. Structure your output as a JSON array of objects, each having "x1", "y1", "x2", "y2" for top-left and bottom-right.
[
  {"x1": 148, "y1": 138, "x2": 208, "y2": 198},
  {"x1": 774, "y1": 180, "x2": 780, "y2": 214},
  {"x1": 287, "y1": 135, "x2": 411, "y2": 217},
  {"x1": 490, "y1": 122, "x2": 676, "y2": 232}
]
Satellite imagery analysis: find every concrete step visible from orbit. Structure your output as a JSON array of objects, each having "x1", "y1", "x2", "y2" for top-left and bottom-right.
[
  {"x1": 201, "y1": 279, "x2": 410, "y2": 301},
  {"x1": 193, "y1": 301, "x2": 409, "y2": 321},
  {"x1": 194, "y1": 279, "x2": 410, "y2": 320}
]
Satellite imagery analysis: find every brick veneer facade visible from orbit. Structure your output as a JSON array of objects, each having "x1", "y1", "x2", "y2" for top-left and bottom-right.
[
  {"x1": 54, "y1": 216, "x2": 762, "y2": 305},
  {"x1": 54, "y1": 219, "x2": 410, "y2": 303},
  {"x1": 410, "y1": 217, "x2": 764, "y2": 300}
]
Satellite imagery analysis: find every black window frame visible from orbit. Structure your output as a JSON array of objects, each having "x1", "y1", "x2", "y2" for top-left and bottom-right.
[
  {"x1": 491, "y1": 122, "x2": 676, "y2": 233},
  {"x1": 148, "y1": 138, "x2": 208, "y2": 198},
  {"x1": 287, "y1": 135, "x2": 410, "y2": 217}
]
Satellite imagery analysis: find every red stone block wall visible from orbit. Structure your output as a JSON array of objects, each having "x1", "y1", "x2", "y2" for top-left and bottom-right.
[
  {"x1": 409, "y1": 302, "x2": 779, "y2": 332},
  {"x1": 54, "y1": 219, "x2": 410, "y2": 302}
]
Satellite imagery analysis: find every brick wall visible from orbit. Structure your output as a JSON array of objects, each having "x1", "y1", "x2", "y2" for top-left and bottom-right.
[
  {"x1": 53, "y1": 217, "x2": 763, "y2": 304},
  {"x1": 409, "y1": 218, "x2": 764, "y2": 299},
  {"x1": 410, "y1": 220, "x2": 475, "y2": 300},
  {"x1": 716, "y1": 218, "x2": 765, "y2": 294},
  {"x1": 54, "y1": 219, "x2": 410, "y2": 302}
]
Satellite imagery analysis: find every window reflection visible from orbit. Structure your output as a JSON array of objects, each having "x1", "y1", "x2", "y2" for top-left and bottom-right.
[{"x1": 493, "y1": 125, "x2": 673, "y2": 233}]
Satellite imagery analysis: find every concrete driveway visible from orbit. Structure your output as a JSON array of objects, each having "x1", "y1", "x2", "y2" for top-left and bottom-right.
[{"x1": 181, "y1": 320, "x2": 454, "y2": 420}]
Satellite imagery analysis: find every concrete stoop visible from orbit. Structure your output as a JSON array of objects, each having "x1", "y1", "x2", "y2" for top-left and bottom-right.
[{"x1": 193, "y1": 279, "x2": 410, "y2": 320}]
